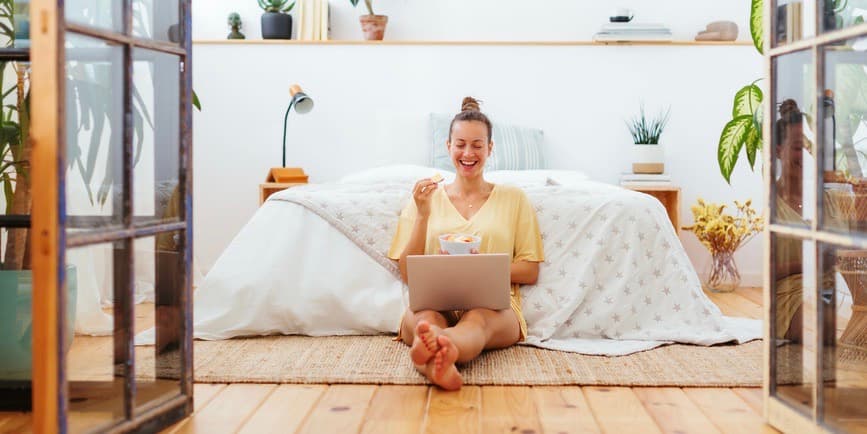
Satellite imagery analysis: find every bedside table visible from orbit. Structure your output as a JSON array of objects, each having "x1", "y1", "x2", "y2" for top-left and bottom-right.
[
  {"x1": 259, "y1": 182, "x2": 306, "y2": 205},
  {"x1": 621, "y1": 184, "x2": 681, "y2": 233}
]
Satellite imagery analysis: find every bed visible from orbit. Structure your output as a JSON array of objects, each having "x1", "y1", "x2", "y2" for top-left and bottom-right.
[{"x1": 136, "y1": 166, "x2": 760, "y2": 355}]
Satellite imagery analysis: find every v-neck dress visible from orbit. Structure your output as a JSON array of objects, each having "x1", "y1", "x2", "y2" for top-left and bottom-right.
[{"x1": 387, "y1": 184, "x2": 545, "y2": 340}]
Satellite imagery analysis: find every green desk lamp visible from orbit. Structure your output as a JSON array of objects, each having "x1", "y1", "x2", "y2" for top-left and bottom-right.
[{"x1": 269, "y1": 84, "x2": 313, "y2": 183}]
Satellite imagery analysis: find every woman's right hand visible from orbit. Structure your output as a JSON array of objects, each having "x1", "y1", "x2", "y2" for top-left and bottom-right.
[{"x1": 413, "y1": 177, "x2": 438, "y2": 217}]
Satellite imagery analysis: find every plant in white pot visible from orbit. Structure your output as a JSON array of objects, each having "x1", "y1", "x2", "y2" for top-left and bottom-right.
[
  {"x1": 259, "y1": 0, "x2": 296, "y2": 40},
  {"x1": 627, "y1": 104, "x2": 670, "y2": 174},
  {"x1": 349, "y1": 0, "x2": 387, "y2": 40}
]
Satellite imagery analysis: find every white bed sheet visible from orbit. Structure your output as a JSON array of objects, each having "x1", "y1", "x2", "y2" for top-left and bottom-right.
[{"x1": 137, "y1": 172, "x2": 760, "y2": 355}]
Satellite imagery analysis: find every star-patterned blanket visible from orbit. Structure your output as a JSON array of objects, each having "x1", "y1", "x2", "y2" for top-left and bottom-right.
[{"x1": 270, "y1": 181, "x2": 760, "y2": 355}]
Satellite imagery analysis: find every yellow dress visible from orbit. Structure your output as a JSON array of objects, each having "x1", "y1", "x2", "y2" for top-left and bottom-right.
[{"x1": 387, "y1": 184, "x2": 545, "y2": 340}]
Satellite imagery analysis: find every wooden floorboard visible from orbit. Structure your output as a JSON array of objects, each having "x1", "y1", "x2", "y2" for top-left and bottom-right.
[
  {"x1": 583, "y1": 386, "x2": 663, "y2": 434},
  {"x1": 480, "y1": 386, "x2": 540, "y2": 434},
  {"x1": 633, "y1": 387, "x2": 721, "y2": 434},
  {"x1": 10, "y1": 288, "x2": 789, "y2": 433},
  {"x1": 532, "y1": 386, "x2": 601, "y2": 434}
]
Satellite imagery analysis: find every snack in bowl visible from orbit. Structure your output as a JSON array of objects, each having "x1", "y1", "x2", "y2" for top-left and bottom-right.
[{"x1": 438, "y1": 233, "x2": 481, "y2": 255}]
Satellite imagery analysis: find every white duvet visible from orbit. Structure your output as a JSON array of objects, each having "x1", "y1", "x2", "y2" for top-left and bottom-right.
[{"x1": 137, "y1": 169, "x2": 760, "y2": 355}]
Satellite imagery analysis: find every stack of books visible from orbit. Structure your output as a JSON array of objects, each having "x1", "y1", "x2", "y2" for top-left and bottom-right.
[
  {"x1": 619, "y1": 173, "x2": 672, "y2": 188},
  {"x1": 593, "y1": 22, "x2": 673, "y2": 42},
  {"x1": 296, "y1": 0, "x2": 331, "y2": 41}
]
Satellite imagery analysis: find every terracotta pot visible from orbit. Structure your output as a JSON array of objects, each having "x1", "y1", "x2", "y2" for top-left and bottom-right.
[{"x1": 359, "y1": 15, "x2": 388, "y2": 40}]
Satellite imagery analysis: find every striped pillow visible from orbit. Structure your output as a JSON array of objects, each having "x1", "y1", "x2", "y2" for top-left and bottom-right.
[{"x1": 430, "y1": 113, "x2": 545, "y2": 171}]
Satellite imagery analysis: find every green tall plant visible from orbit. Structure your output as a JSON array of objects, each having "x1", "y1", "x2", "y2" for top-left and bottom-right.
[
  {"x1": 0, "y1": 0, "x2": 31, "y2": 270},
  {"x1": 718, "y1": 0, "x2": 865, "y2": 182},
  {"x1": 717, "y1": 0, "x2": 764, "y2": 183}
]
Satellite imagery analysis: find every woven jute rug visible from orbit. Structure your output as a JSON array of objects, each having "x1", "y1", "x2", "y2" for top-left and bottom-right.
[{"x1": 134, "y1": 335, "x2": 762, "y2": 387}]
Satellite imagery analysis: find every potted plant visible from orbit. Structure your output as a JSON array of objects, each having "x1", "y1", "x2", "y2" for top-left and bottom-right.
[
  {"x1": 227, "y1": 12, "x2": 246, "y2": 40},
  {"x1": 258, "y1": 0, "x2": 295, "y2": 40},
  {"x1": 626, "y1": 104, "x2": 670, "y2": 174},
  {"x1": 349, "y1": 0, "x2": 387, "y2": 41}
]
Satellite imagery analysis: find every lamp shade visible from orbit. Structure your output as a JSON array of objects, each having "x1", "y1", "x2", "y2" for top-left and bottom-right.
[{"x1": 289, "y1": 84, "x2": 314, "y2": 114}]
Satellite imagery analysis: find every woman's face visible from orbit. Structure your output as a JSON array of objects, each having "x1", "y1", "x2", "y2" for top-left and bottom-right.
[{"x1": 448, "y1": 120, "x2": 492, "y2": 178}]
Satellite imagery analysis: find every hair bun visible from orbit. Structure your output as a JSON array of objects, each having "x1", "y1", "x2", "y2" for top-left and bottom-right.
[{"x1": 461, "y1": 96, "x2": 481, "y2": 112}]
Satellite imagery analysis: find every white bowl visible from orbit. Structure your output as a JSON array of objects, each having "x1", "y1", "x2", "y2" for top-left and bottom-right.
[{"x1": 438, "y1": 233, "x2": 481, "y2": 255}]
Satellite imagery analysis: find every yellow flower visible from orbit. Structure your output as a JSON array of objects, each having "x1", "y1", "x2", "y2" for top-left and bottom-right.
[{"x1": 685, "y1": 198, "x2": 764, "y2": 254}]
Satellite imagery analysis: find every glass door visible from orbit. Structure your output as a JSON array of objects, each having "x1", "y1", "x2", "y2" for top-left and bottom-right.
[
  {"x1": 30, "y1": 0, "x2": 193, "y2": 431},
  {"x1": 766, "y1": 0, "x2": 867, "y2": 432}
]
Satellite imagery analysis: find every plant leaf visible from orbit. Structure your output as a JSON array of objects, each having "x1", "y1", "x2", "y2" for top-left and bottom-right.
[
  {"x1": 745, "y1": 124, "x2": 762, "y2": 169},
  {"x1": 733, "y1": 83, "x2": 763, "y2": 118},
  {"x1": 718, "y1": 115, "x2": 754, "y2": 183},
  {"x1": 192, "y1": 90, "x2": 201, "y2": 111},
  {"x1": 750, "y1": 0, "x2": 764, "y2": 55}
]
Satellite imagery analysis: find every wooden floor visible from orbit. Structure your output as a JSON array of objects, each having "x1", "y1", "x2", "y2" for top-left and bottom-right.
[{"x1": 1, "y1": 288, "x2": 780, "y2": 433}]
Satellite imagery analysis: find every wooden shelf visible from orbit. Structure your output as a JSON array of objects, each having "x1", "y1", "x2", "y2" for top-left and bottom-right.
[{"x1": 194, "y1": 39, "x2": 753, "y2": 47}]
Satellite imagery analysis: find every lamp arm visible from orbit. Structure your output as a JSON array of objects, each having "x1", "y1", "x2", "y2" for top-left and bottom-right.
[{"x1": 282, "y1": 98, "x2": 297, "y2": 168}]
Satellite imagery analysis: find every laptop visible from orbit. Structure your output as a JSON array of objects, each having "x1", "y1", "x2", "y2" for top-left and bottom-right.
[{"x1": 406, "y1": 253, "x2": 511, "y2": 312}]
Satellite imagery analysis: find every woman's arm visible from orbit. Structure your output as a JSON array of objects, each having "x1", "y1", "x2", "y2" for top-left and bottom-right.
[
  {"x1": 511, "y1": 260, "x2": 539, "y2": 285},
  {"x1": 397, "y1": 215, "x2": 429, "y2": 283}
]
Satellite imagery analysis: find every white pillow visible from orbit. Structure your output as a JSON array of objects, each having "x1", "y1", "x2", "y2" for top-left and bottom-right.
[
  {"x1": 337, "y1": 164, "x2": 456, "y2": 185},
  {"x1": 485, "y1": 170, "x2": 551, "y2": 187},
  {"x1": 542, "y1": 170, "x2": 590, "y2": 186}
]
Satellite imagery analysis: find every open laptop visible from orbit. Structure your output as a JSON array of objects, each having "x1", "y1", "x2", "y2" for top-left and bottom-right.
[{"x1": 406, "y1": 253, "x2": 511, "y2": 311}]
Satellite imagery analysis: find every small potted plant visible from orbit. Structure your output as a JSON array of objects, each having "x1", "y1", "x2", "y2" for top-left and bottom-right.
[
  {"x1": 227, "y1": 12, "x2": 246, "y2": 39},
  {"x1": 258, "y1": 0, "x2": 295, "y2": 40},
  {"x1": 626, "y1": 103, "x2": 670, "y2": 174},
  {"x1": 349, "y1": 0, "x2": 387, "y2": 41}
]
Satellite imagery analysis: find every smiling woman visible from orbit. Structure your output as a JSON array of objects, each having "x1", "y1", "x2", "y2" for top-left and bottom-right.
[{"x1": 387, "y1": 96, "x2": 545, "y2": 390}]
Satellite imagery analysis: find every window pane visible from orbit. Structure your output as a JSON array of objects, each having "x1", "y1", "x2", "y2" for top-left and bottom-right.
[
  {"x1": 772, "y1": 233, "x2": 816, "y2": 414},
  {"x1": 133, "y1": 48, "x2": 181, "y2": 227},
  {"x1": 65, "y1": 0, "x2": 123, "y2": 33},
  {"x1": 132, "y1": 0, "x2": 182, "y2": 45},
  {"x1": 65, "y1": 34, "x2": 124, "y2": 234},
  {"x1": 773, "y1": 0, "x2": 816, "y2": 47},
  {"x1": 820, "y1": 0, "x2": 867, "y2": 35},
  {"x1": 773, "y1": 50, "x2": 815, "y2": 227},
  {"x1": 66, "y1": 242, "x2": 126, "y2": 432},
  {"x1": 822, "y1": 37, "x2": 867, "y2": 235},
  {"x1": 820, "y1": 243, "x2": 867, "y2": 432},
  {"x1": 0, "y1": 60, "x2": 31, "y2": 269},
  {"x1": 12, "y1": 1, "x2": 29, "y2": 49},
  {"x1": 134, "y1": 233, "x2": 185, "y2": 412}
]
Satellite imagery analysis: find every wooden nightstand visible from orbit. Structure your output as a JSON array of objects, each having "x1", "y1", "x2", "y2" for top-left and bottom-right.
[
  {"x1": 259, "y1": 182, "x2": 306, "y2": 205},
  {"x1": 621, "y1": 184, "x2": 681, "y2": 233}
]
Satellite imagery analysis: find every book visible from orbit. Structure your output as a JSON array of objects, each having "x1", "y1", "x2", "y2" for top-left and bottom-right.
[
  {"x1": 593, "y1": 33, "x2": 673, "y2": 42},
  {"x1": 620, "y1": 181, "x2": 673, "y2": 188},
  {"x1": 321, "y1": 0, "x2": 330, "y2": 41},
  {"x1": 620, "y1": 173, "x2": 671, "y2": 182}
]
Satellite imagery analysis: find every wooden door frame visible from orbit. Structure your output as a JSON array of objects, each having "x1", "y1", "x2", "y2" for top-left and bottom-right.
[
  {"x1": 30, "y1": 0, "x2": 64, "y2": 431},
  {"x1": 29, "y1": 0, "x2": 194, "y2": 431}
]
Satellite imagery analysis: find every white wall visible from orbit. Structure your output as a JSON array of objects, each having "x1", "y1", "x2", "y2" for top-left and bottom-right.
[
  {"x1": 191, "y1": 1, "x2": 766, "y2": 286},
  {"x1": 193, "y1": 0, "x2": 752, "y2": 42}
]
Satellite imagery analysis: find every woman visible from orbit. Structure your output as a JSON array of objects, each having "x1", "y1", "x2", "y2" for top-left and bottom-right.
[{"x1": 386, "y1": 97, "x2": 544, "y2": 390}]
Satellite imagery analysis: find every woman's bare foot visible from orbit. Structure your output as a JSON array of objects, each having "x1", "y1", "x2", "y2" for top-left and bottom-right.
[
  {"x1": 410, "y1": 320, "x2": 441, "y2": 365},
  {"x1": 430, "y1": 334, "x2": 462, "y2": 390}
]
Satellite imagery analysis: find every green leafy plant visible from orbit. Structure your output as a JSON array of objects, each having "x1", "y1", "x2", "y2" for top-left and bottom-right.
[
  {"x1": 626, "y1": 104, "x2": 670, "y2": 144},
  {"x1": 349, "y1": 0, "x2": 375, "y2": 15},
  {"x1": 258, "y1": 0, "x2": 296, "y2": 13},
  {"x1": 718, "y1": 0, "x2": 765, "y2": 183},
  {"x1": 0, "y1": 0, "x2": 31, "y2": 270}
]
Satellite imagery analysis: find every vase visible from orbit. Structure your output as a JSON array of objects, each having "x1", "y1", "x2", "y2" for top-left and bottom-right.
[{"x1": 702, "y1": 250, "x2": 741, "y2": 293}]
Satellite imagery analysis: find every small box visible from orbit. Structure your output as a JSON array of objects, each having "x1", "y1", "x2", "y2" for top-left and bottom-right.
[{"x1": 267, "y1": 167, "x2": 309, "y2": 184}]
